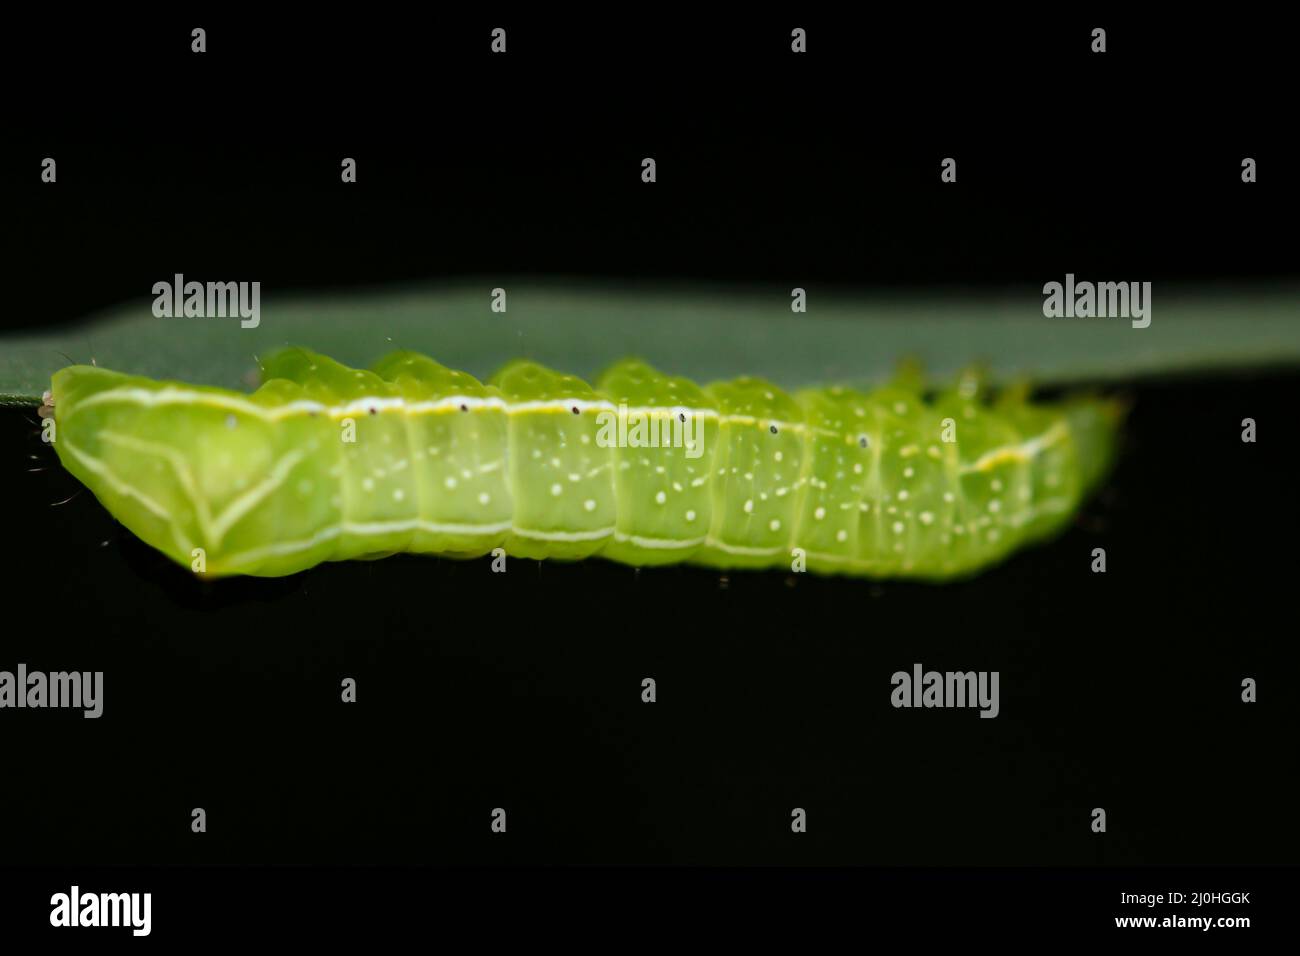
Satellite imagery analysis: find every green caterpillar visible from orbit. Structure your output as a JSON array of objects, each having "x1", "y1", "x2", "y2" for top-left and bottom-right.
[{"x1": 47, "y1": 348, "x2": 1123, "y2": 579}]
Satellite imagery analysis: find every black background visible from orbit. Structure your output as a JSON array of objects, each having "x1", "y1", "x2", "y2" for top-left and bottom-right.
[
  {"x1": 5, "y1": 10, "x2": 1296, "y2": 330},
  {"x1": 1, "y1": 7, "x2": 1296, "y2": 938}
]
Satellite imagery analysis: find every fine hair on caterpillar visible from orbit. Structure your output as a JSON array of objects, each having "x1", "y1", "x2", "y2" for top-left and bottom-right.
[{"x1": 48, "y1": 347, "x2": 1125, "y2": 580}]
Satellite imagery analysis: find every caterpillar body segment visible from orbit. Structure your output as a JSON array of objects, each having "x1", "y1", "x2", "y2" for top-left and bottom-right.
[{"x1": 49, "y1": 348, "x2": 1123, "y2": 579}]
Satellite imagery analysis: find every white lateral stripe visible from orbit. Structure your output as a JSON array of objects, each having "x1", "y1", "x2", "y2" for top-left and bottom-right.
[
  {"x1": 346, "y1": 518, "x2": 514, "y2": 536},
  {"x1": 72, "y1": 388, "x2": 626, "y2": 420},
  {"x1": 213, "y1": 518, "x2": 515, "y2": 569},
  {"x1": 701, "y1": 537, "x2": 785, "y2": 557},
  {"x1": 960, "y1": 422, "x2": 1070, "y2": 473},
  {"x1": 221, "y1": 519, "x2": 619, "y2": 567},
  {"x1": 75, "y1": 387, "x2": 507, "y2": 419},
  {"x1": 70, "y1": 385, "x2": 840, "y2": 434},
  {"x1": 208, "y1": 449, "x2": 307, "y2": 543},
  {"x1": 613, "y1": 532, "x2": 708, "y2": 550},
  {"x1": 510, "y1": 525, "x2": 616, "y2": 542},
  {"x1": 60, "y1": 441, "x2": 173, "y2": 522},
  {"x1": 97, "y1": 429, "x2": 213, "y2": 537}
]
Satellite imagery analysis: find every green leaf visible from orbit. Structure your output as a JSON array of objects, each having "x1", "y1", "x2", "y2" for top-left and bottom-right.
[{"x1": 4, "y1": 280, "x2": 1299, "y2": 405}]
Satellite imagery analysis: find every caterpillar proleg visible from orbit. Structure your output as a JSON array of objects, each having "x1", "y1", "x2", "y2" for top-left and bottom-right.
[{"x1": 48, "y1": 348, "x2": 1123, "y2": 579}]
